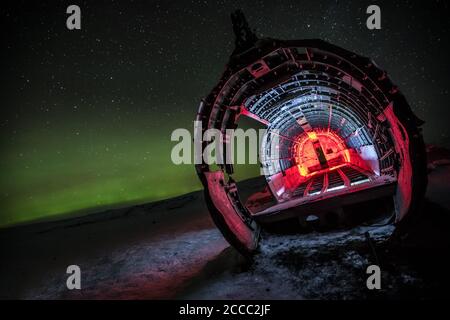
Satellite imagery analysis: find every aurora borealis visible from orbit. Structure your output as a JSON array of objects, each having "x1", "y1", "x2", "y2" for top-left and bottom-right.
[{"x1": 1, "y1": 0, "x2": 449, "y2": 227}]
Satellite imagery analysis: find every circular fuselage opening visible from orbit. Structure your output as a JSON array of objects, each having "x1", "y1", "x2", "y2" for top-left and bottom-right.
[{"x1": 196, "y1": 38, "x2": 427, "y2": 254}]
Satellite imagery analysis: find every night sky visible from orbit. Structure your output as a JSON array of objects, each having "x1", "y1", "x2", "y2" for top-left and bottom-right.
[{"x1": 1, "y1": 0, "x2": 449, "y2": 227}]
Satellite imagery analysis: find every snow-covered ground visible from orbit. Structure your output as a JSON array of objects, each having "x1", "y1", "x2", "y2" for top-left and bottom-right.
[
  {"x1": 0, "y1": 193, "x2": 235, "y2": 299},
  {"x1": 182, "y1": 226, "x2": 401, "y2": 299}
]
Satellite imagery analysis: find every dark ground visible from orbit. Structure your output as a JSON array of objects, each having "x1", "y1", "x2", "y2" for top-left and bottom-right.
[{"x1": 0, "y1": 192, "x2": 238, "y2": 299}]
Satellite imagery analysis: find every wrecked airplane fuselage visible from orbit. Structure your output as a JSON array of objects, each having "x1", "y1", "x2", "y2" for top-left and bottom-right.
[{"x1": 195, "y1": 11, "x2": 427, "y2": 255}]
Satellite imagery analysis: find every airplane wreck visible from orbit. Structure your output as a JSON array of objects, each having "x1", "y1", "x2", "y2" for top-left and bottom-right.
[{"x1": 195, "y1": 10, "x2": 427, "y2": 255}]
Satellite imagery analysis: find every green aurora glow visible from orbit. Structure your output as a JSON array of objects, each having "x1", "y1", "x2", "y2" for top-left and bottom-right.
[{"x1": 0, "y1": 112, "x2": 259, "y2": 227}]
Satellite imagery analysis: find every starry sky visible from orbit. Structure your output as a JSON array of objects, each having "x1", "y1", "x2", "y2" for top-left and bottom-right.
[{"x1": 1, "y1": 0, "x2": 449, "y2": 227}]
